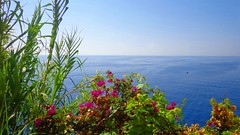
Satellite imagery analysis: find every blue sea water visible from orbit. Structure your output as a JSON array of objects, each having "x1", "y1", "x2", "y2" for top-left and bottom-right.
[{"x1": 65, "y1": 56, "x2": 240, "y2": 126}]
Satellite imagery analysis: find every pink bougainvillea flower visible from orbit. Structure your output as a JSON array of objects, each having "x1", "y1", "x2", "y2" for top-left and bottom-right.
[
  {"x1": 98, "y1": 89, "x2": 104, "y2": 94},
  {"x1": 170, "y1": 102, "x2": 176, "y2": 107},
  {"x1": 79, "y1": 104, "x2": 84, "y2": 108},
  {"x1": 154, "y1": 107, "x2": 159, "y2": 112},
  {"x1": 166, "y1": 102, "x2": 177, "y2": 110},
  {"x1": 133, "y1": 86, "x2": 138, "y2": 93},
  {"x1": 97, "y1": 80, "x2": 105, "y2": 87},
  {"x1": 110, "y1": 92, "x2": 118, "y2": 97},
  {"x1": 90, "y1": 90, "x2": 96, "y2": 97},
  {"x1": 112, "y1": 89, "x2": 118, "y2": 93},
  {"x1": 107, "y1": 79, "x2": 113, "y2": 83},
  {"x1": 114, "y1": 83, "x2": 119, "y2": 87},
  {"x1": 66, "y1": 113, "x2": 72, "y2": 120},
  {"x1": 152, "y1": 102, "x2": 157, "y2": 107},
  {"x1": 85, "y1": 102, "x2": 94, "y2": 108},
  {"x1": 110, "y1": 90, "x2": 118, "y2": 97},
  {"x1": 34, "y1": 118, "x2": 42, "y2": 127},
  {"x1": 166, "y1": 106, "x2": 171, "y2": 110},
  {"x1": 47, "y1": 105, "x2": 57, "y2": 116},
  {"x1": 90, "y1": 89, "x2": 104, "y2": 97},
  {"x1": 115, "y1": 78, "x2": 120, "y2": 82},
  {"x1": 107, "y1": 71, "x2": 113, "y2": 76},
  {"x1": 208, "y1": 122, "x2": 213, "y2": 127},
  {"x1": 67, "y1": 113, "x2": 72, "y2": 117}
]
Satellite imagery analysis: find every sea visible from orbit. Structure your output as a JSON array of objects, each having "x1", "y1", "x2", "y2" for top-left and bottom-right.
[{"x1": 45, "y1": 55, "x2": 240, "y2": 126}]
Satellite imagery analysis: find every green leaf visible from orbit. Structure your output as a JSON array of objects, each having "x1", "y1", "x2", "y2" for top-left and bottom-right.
[
  {"x1": 137, "y1": 84, "x2": 144, "y2": 89},
  {"x1": 52, "y1": 115, "x2": 59, "y2": 119}
]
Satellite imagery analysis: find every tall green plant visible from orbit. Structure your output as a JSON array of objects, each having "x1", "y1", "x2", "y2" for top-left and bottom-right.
[
  {"x1": 39, "y1": 0, "x2": 69, "y2": 96},
  {"x1": 51, "y1": 30, "x2": 84, "y2": 104},
  {"x1": 0, "y1": 0, "x2": 22, "y2": 67},
  {"x1": 0, "y1": 0, "x2": 84, "y2": 134},
  {"x1": 0, "y1": 0, "x2": 27, "y2": 134}
]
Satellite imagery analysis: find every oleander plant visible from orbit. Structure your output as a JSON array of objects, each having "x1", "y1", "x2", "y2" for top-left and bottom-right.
[{"x1": 0, "y1": 0, "x2": 240, "y2": 134}]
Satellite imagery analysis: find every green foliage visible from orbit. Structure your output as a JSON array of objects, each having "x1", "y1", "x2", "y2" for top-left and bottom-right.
[
  {"x1": 0, "y1": 0, "x2": 83, "y2": 134},
  {"x1": 49, "y1": 30, "x2": 83, "y2": 105},
  {"x1": 123, "y1": 87, "x2": 183, "y2": 134},
  {"x1": 182, "y1": 98, "x2": 240, "y2": 134},
  {"x1": 33, "y1": 71, "x2": 184, "y2": 134},
  {"x1": 0, "y1": 0, "x2": 22, "y2": 67}
]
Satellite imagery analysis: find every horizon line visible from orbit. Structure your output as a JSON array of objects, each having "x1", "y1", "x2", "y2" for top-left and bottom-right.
[{"x1": 38, "y1": 54, "x2": 240, "y2": 57}]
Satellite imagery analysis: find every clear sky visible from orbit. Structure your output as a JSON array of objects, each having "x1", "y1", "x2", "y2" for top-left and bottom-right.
[{"x1": 24, "y1": 0, "x2": 240, "y2": 56}]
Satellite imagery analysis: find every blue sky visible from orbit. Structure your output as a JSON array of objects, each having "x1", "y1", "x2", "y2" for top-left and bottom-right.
[{"x1": 24, "y1": 0, "x2": 240, "y2": 56}]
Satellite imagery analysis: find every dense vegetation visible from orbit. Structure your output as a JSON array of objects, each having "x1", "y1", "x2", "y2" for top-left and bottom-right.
[{"x1": 0, "y1": 0, "x2": 239, "y2": 134}]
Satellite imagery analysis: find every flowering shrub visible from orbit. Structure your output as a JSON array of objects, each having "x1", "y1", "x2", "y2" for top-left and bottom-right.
[
  {"x1": 209, "y1": 98, "x2": 240, "y2": 132},
  {"x1": 33, "y1": 71, "x2": 240, "y2": 134},
  {"x1": 123, "y1": 91, "x2": 182, "y2": 134},
  {"x1": 181, "y1": 98, "x2": 240, "y2": 134},
  {"x1": 33, "y1": 71, "x2": 184, "y2": 134},
  {"x1": 34, "y1": 105, "x2": 68, "y2": 134}
]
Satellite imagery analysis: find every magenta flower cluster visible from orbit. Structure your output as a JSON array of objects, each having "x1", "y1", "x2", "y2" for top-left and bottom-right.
[
  {"x1": 34, "y1": 104, "x2": 57, "y2": 128},
  {"x1": 90, "y1": 89, "x2": 104, "y2": 97},
  {"x1": 42, "y1": 104, "x2": 57, "y2": 116},
  {"x1": 152, "y1": 102, "x2": 159, "y2": 112},
  {"x1": 208, "y1": 122, "x2": 213, "y2": 127},
  {"x1": 110, "y1": 89, "x2": 118, "y2": 97},
  {"x1": 34, "y1": 118, "x2": 42, "y2": 127},
  {"x1": 107, "y1": 71, "x2": 113, "y2": 76},
  {"x1": 107, "y1": 79, "x2": 113, "y2": 83},
  {"x1": 97, "y1": 80, "x2": 105, "y2": 87},
  {"x1": 133, "y1": 86, "x2": 138, "y2": 93},
  {"x1": 47, "y1": 105, "x2": 57, "y2": 116},
  {"x1": 166, "y1": 102, "x2": 177, "y2": 110},
  {"x1": 79, "y1": 102, "x2": 94, "y2": 109}
]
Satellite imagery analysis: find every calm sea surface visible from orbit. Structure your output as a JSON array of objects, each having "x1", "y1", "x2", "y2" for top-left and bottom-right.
[{"x1": 50, "y1": 56, "x2": 240, "y2": 126}]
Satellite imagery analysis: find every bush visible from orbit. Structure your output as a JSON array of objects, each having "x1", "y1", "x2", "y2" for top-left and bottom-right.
[
  {"x1": 33, "y1": 71, "x2": 184, "y2": 134},
  {"x1": 181, "y1": 98, "x2": 240, "y2": 135}
]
